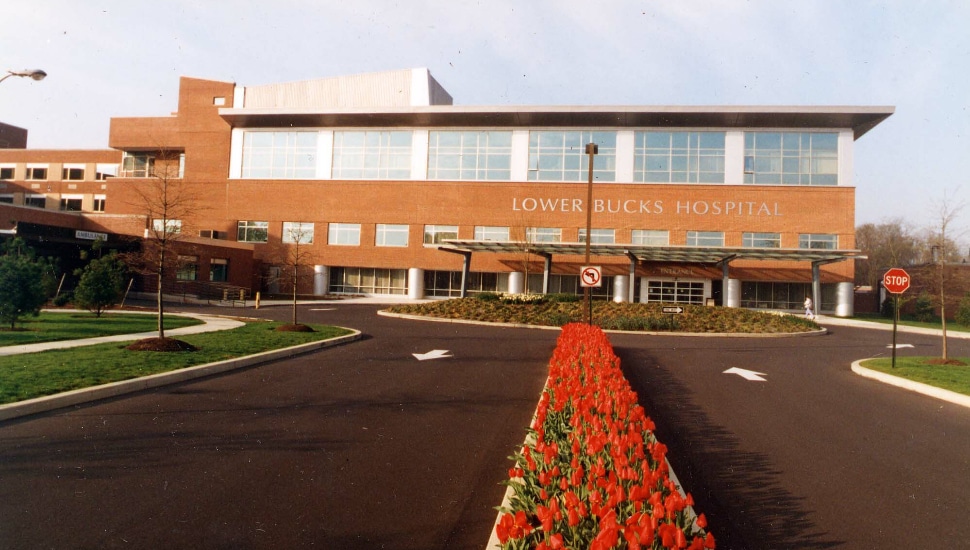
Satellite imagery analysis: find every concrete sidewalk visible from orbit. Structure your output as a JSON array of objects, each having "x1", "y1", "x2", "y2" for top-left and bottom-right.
[
  {"x1": 815, "y1": 314, "x2": 970, "y2": 339},
  {"x1": 0, "y1": 312, "x2": 245, "y2": 357}
]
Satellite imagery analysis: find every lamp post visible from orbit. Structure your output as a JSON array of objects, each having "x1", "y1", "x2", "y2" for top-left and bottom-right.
[
  {"x1": 0, "y1": 69, "x2": 47, "y2": 85},
  {"x1": 583, "y1": 142, "x2": 598, "y2": 325}
]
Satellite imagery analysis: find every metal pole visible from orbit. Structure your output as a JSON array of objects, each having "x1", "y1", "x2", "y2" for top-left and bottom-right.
[
  {"x1": 584, "y1": 143, "x2": 597, "y2": 325},
  {"x1": 892, "y1": 293, "x2": 899, "y2": 368}
]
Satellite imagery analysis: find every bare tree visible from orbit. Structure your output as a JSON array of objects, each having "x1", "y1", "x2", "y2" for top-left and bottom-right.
[
  {"x1": 123, "y1": 149, "x2": 203, "y2": 342},
  {"x1": 926, "y1": 188, "x2": 966, "y2": 361},
  {"x1": 854, "y1": 218, "x2": 921, "y2": 288},
  {"x1": 268, "y1": 222, "x2": 317, "y2": 330}
]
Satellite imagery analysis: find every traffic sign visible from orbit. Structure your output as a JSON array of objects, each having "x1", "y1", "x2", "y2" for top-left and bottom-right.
[
  {"x1": 661, "y1": 306, "x2": 685, "y2": 314},
  {"x1": 580, "y1": 266, "x2": 602, "y2": 288},
  {"x1": 883, "y1": 268, "x2": 911, "y2": 294}
]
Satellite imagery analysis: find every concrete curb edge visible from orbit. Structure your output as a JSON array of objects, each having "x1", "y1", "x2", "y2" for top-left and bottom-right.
[
  {"x1": 850, "y1": 359, "x2": 970, "y2": 409},
  {"x1": 0, "y1": 328, "x2": 362, "y2": 422},
  {"x1": 377, "y1": 310, "x2": 826, "y2": 338}
]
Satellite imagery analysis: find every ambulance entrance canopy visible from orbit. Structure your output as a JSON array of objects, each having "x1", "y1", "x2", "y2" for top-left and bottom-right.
[{"x1": 436, "y1": 240, "x2": 864, "y2": 307}]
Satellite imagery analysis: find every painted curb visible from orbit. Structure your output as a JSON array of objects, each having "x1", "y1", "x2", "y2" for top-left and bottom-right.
[
  {"x1": 377, "y1": 310, "x2": 827, "y2": 338},
  {"x1": 851, "y1": 360, "x2": 970, "y2": 409},
  {"x1": 0, "y1": 329, "x2": 362, "y2": 422}
]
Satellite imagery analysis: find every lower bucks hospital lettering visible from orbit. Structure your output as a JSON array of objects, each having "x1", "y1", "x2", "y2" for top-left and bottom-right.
[
  {"x1": 512, "y1": 198, "x2": 782, "y2": 217},
  {"x1": 0, "y1": 67, "x2": 893, "y2": 315}
]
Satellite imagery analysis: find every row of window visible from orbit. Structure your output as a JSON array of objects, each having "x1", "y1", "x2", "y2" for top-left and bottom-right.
[
  {"x1": 229, "y1": 220, "x2": 838, "y2": 250},
  {"x1": 0, "y1": 194, "x2": 106, "y2": 212},
  {"x1": 239, "y1": 130, "x2": 839, "y2": 185},
  {"x1": 0, "y1": 166, "x2": 118, "y2": 181}
]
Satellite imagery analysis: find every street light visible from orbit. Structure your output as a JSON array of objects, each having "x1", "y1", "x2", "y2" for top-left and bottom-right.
[
  {"x1": 583, "y1": 142, "x2": 598, "y2": 325},
  {"x1": 0, "y1": 69, "x2": 47, "y2": 85}
]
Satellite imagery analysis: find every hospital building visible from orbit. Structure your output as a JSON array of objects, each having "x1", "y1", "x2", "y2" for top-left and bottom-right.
[{"x1": 0, "y1": 68, "x2": 893, "y2": 315}]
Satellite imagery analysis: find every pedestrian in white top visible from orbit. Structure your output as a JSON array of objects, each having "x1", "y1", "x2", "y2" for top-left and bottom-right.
[{"x1": 804, "y1": 296, "x2": 814, "y2": 320}]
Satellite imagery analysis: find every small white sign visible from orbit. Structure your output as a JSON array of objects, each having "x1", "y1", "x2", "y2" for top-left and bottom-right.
[
  {"x1": 580, "y1": 266, "x2": 602, "y2": 288},
  {"x1": 76, "y1": 230, "x2": 108, "y2": 241}
]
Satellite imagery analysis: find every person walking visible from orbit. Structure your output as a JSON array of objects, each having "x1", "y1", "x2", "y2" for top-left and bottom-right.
[{"x1": 804, "y1": 296, "x2": 815, "y2": 320}]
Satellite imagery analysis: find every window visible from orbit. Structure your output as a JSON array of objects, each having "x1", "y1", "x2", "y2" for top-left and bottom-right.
[
  {"x1": 0, "y1": 167, "x2": 14, "y2": 180},
  {"x1": 93, "y1": 195, "x2": 106, "y2": 212},
  {"x1": 152, "y1": 218, "x2": 182, "y2": 235},
  {"x1": 176, "y1": 256, "x2": 199, "y2": 281},
  {"x1": 578, "y1": 228, "x2": 615, "y2": 244},
  {"x1": 0, "y1": 195, "x2": 13, "y2": 204},
  {"x1": 799, "y1": 233, "x2": 838, "y2": 250},
  {"x1": 332, "y1": 130, "x2": 412, "y2": 179},
  {"x1": 25, "y1": 194, "x2": 45, "y2": 208},
  {"x1": 376, "y1": 224, "x2": 409, "y2": 247},
  {"x1": 95, "y1": 164, "x2": 118, "y2": 180},
  {"x1": 209, "y1": 259, "x2": 228, "y2": 282},
  {"x1": 634, "y1": 131, "x2": 725, "y2": 183},
  {"x1": 645, "y1": 280, "x2": 706, "y2": 305},
  {"x1": 528, "y1": 131, "x2": 616, "y2": 182},
  {"x1": 329, "y1": 267, "x2": 408, "y2": 295},
  {"x1": 241, "y1": 131, "x2": 317, "y2": 179},
  {"x1": 423, "y1": 225, "x2": 458, "y2": 244},
  {"x1": 743, "y1": 232, "x2": 781, "y2": 248},
  {"x1": 631, "y1": 230, "x2": 669, "y2": 246},
  {"x1": 423, "y1": 270, "x2": 502, "y2": 297},
  {"x1": 121, "y1": 153, "x2": 154, "y2": 178},
  {"x1": 328, "y1": 223, "x2": 361, "y2": 246},
  {"x1": 59, "y1": 196, "x2": 82, "y2": 212},
  {"x1": 526, "y1": 227, "x2": 562, "y2": 243},
  {"x1": 25, "y1": 166, "x2": 48, "y2": 180},
  {"x1": 428, "y1": 131, "x2": 512, "y2": 180},
  {"x1": 742, "y1": 281, "x2": 836, "y2": 311},
  {"x1": 744, "y1": 132, "x2": 838, "y2": 185},
  {"x1": 474, "y1": 226, "x2": 509, "y2": 242},
  {"x1": 282, "y1": 222, "x2": 314, "y2": 244},
  {"x1": 237, "y1": 220, "x2": 269, "y2": 243},
  {"x1": 213, "y1": 96, "x2": 226, "y2": 106},
  {"x1": 62, "y1": 167, "x2": 85, "y2": 181},
  {"x1": 686, "y1": 231, "x2": 724, "y2": 247}
]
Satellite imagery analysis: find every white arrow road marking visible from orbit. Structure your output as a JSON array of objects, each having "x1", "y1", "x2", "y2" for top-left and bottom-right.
[
  {"x1": 723, "y1": 367, "x2": 768, "y2": 382},
  {"x1": 888, "y1": 343, "x2": 914, "y2": 349},
  {"x1": 412, "y1": 349, "x2": 453, "y2": 361},
  {"x1": 310, "y1": 308, "x2": 336, "y2": 311}
]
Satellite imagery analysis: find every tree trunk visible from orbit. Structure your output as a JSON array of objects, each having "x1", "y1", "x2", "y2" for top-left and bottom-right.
[
  {"x1": 292, "y1": 266, "x2": 298, "y2": 326},
  {"x1": 157, "y1": 249, "x2": 165, "y2": 339}
]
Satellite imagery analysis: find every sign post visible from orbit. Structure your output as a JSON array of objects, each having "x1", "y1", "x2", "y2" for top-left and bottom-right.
[{"x1": 883, "y1": 268, "x2": 912, "y2": 368}]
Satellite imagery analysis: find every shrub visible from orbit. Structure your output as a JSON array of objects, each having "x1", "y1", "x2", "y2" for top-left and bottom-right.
[
  {"x1": 51, "y1": 292, "x2": 73, "y2": 307},
  {"x1": 474, "y1": 292, "x2": 501, "y2": 302},
  {"x1": 546, "y1": 293, "x2": 581, "y2": 303},
  {"x1": 499, "y1": 293, "x2": 546, "y2": 304},
  {"x1": 955, "y1": 292, "x2": 970, "y2": 327},
  {"x1": 914, "y1": 292, "x2": 936, "y2": 323},
  {"x1": 72, "y1": 252, "x2": 127, "y2": 317}
]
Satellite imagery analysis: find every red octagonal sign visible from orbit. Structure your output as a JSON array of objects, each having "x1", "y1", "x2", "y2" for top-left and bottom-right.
[{"x1": 883, "y1": 268, "x2": 911, "y2": 294}]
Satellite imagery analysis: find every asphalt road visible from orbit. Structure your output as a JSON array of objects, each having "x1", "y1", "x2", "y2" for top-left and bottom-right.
[
  {"x1": 0, "y1": 304, "x2": 556, "y2": 550},
  {"x1": 614, "y1": 325, "x2": 970, "y2": 549},
  {"x1": 1, "y1": 305, "x2": 969, "y2": 549}
]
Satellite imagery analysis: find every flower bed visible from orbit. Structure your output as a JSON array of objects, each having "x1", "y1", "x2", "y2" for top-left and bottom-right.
[{"x1": 495, "y1": 323, "x2": 715, "y2": 549}]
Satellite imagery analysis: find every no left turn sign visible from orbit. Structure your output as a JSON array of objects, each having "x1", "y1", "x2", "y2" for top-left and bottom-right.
[{"x1": 580, "y1": 266, "x2": 602, "y2": 288}]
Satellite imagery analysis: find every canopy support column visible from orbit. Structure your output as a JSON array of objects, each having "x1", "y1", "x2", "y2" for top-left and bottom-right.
[{"x1": 439, "y1": 247, "x2": 473, "y2": 298}]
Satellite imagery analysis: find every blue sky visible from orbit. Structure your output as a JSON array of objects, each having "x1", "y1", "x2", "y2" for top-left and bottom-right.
[{"x1": 0, "y1": 0, "x2": 967, "y2": 227}]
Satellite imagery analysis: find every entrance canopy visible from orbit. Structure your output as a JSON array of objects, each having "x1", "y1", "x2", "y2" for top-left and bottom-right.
[
  {"x1": 434, "y1": 240, "x2": 864, "y2": 307},
  {"x1": 436, "y1": 240, "x2": 863, "y2": 264}
]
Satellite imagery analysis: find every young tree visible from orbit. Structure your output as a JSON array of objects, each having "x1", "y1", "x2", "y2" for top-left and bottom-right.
[
  {"x1": 73, "y1": 252, "x2": 127, "y2": 317},
  {"x1": 0, "y1": 238, "x2": 56, "y2": 329},
  {"x1": 926, "y1": 189, "x2": 965, "y2": 361},
  {"x1": 123, "y1": 149, "x2": 203, "y2": 343},
  {"x1": 272, "y1": 222, "x2": 317, "y2": 330}
]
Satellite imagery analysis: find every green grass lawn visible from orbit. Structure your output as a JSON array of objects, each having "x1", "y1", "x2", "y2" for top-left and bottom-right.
[
  {"x1": 860, "y1": 356, "x2": 970, "y2": 396},
  {"x1": 852, "y1": 313, "x2": 970, "y2": 333},
  {"x1": 0, "y1": 321, "x2": 352, "y2": 404},
  {"x1": 0, "y1": 312, "x2": 204, "y2": 347}
]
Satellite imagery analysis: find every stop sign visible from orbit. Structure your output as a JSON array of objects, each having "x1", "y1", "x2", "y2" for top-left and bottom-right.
[{"x1": 883, "y1": 268, "x2": 911, "y2": 294}]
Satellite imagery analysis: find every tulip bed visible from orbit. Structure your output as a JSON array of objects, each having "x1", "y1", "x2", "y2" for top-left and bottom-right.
[{"x1": 496, "y1": 323, "x2": 715, "y2": 550}]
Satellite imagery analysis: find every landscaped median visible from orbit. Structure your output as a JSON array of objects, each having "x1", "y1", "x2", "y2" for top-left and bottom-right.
[
  {"x1": 0, "y1": 318, "x2": 359, "y2": 421},
  {"x1": 490, "y1": 323, "x2": 715, "y2": 550},
  {"x1": 386, "y1": 295, "x2": 819, "y2": 334},
  {"x1": 852, "y1": 357, "x2": 970, "y2": 409}
]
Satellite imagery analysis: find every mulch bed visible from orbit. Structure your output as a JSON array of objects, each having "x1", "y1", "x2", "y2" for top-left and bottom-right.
[
  {"x1": 125, "y1": 337, "x2": 199, "y2": 352},
  {"x1": 275, "y1": 324, "x2": 315, "y2": 332}
]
